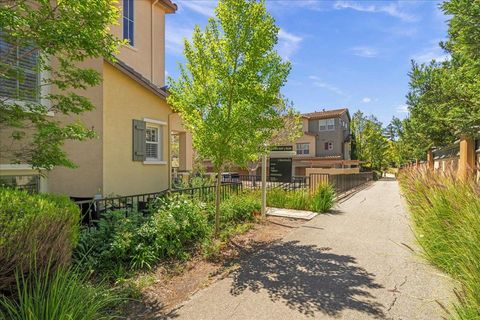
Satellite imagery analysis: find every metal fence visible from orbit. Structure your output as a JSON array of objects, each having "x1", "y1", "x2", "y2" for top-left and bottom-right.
[
  {"x1": 226, "y1": 175, "x2": 309, "y2": 191},
  {"x1": 327, "y1": 172, "x2": 374, "y2": 194},
  {"x1": 75, "y1": 182, "x2": 242, "y2": 225}
]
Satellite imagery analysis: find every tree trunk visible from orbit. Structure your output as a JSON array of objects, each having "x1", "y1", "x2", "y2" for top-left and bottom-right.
[{"x1": 214, "y1": 167, "x2": 222, "y2": 237}]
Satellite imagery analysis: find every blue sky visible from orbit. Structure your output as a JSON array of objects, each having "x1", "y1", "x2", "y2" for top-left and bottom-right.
[{"x1": 165, "y1": 0, "x2": 450, "y2": 125}]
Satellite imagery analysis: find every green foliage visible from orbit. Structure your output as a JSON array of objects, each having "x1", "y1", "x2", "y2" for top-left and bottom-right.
[
  {"x1": 311, "y1": 184, "x2": 336, "y2": 213},
  {"x1": 397, "y1": 0, "x2": 480, "y2": 165},
  {"x1": 0, "y1": 0, "x2": 122, "y2": 169},
  {"x1": 399, "y1": 168, "x2": 480, "y2": 319},
  {"x1": 351, "y1": 111, "x2": 389, "y2": 170},
  {"x1": 0, "y1": 266, "x2": 120, "y2": 320},
  {"x1": 74, "y1": 193, "x2": 259, "y2": 279},
  {"x1": 265, "y1": 186, "x2": 335, "y2": 213},
  {"x1": 167, "y1": 0, "x2": 292, "y2": 235},
  {"x1": 74, "y1": 195, "x2": 210, "y2": 277},
  {"x1": 0, "y1": 188, "x2": 80, "y2": 294}
]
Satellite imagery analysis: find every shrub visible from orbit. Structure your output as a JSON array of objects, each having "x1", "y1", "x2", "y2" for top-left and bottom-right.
[
  {"x1": 75, "y1": 195, "x2": 210, "y2": 277},
  {"x1": 218, "y1": 192, "x2": 260, "y2": 226},
  {"x1": 399, "y1": 168, "x2": 480, "y2": 319},
  {"x1": 0, "y1": 266, "x2": 119, "y2": 320},
  {"x1": 0, "y1": 188, "x2": 80, "y2": 295},
  {"x1": 312, "y1": 183, "x2": 335, "y2": 213}
]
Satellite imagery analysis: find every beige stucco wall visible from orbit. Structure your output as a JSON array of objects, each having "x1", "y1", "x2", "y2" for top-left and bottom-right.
[
  {"x1": 110, "y1": 0, "x2": 166, "y2": 87},
  {"x1": 169, "y1": 113, "x2": 193, "y2": 171},
  {"x1": 48, "y1": 58, "x2": 104, "y2": 197},
  {"x1": 292, "y1": 134, "x2": 316, "y2": 157},
  {"x1": 102, "y1": 62, "x2": 171, "y2": 196}
]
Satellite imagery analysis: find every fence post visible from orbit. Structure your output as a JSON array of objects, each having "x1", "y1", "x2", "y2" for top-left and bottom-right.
[
  {"x1": 427, "y1": 148, "x2": 434, "y2": 171},
  {"x1": 457, "y1": 135, "x2": 475, "y2": 181}
]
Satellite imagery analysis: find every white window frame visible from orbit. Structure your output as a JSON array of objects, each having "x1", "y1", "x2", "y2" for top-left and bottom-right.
[
  {"x1": 319, "y1": 118, "x2": 335, "y2": 131},
  {"x1": 143, "y1": 118, "x2": 166, "y2": 165},
  {"x1": 296, "y1": 143, "x2": 309, "y2": 155},
  {"x1": 123, "y1": 0, "x2": 135, "y2": 47},
  {"x1": 328, "y1": 141, "x2": 334, "y2": 151}
]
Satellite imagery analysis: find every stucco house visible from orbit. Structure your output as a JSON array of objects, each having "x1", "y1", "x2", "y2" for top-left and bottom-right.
[
  {"x1": 0, "y1": 0, "x2": 193, "y2": 198},
  {"x1": 288, "y1": 108, "x2": 356, "y2": 175}
]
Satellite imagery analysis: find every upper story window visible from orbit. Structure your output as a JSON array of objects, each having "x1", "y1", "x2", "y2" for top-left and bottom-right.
[
  {"x1": 296, "y1": 143, "x2": 309, "y2": 155},
  {"x1": 123, "y1": 0, "x2": 134, "y2": 46},
  {"x1": 0, "y1": 37, "x2": 39, "y2": 102},
  {"x1": 319, "y1": 118, "x2": 335, "y2": 131},
  {"x1": 324, "y1": 141, "x2": 334, "y2": 151}
]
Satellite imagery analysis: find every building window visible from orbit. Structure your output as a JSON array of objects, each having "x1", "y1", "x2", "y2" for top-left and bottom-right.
[
  {"x1": 146, "y1": 126, "x2": 162, "y2": 161},
  {"x1": 324, "y1": 141, "x2": 334, "y2": 151},
  {"x1": 123, "y1": 0, "x2": 134, "y2": 46},
  {"x1": 0, "y1": 175, "x2": 40, "y2": 193},
  {"x1": 296, "y1": 143, "x2": 309, "y2": 155},
  {"x1": 0, "y1": 37, "x2": 39, "y2": 102},
  {"x1": 319, "y1": 118, "x2": 335, "y2": 131}
]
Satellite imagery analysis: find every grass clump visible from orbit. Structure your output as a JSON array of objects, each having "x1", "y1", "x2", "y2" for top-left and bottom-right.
[
  {"x1": 398, "y1": 167, "x2": 480, "y2": 319},
  {"x1": 265, "y1": 184, "x2": 335, "y2": 213},
  {"x1": 0, "y1": 266, "x2": 119, "y2": 320}
]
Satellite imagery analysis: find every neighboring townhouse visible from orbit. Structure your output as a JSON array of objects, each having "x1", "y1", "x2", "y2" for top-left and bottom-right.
[
  {"x1": 290, "y1": 108, "x2": 354, "y2": 175},
  {"x1": 0, "y1": 0, "x2": 193, "y2": 198}
]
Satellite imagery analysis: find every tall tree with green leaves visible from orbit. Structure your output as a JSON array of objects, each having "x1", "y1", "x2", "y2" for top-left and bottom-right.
[
  {"x1": 0, "y1": 0, "x2": 122, "y2": 170},
  {"x1": 404, "y1": 0, "x2": 480, "y2": 156},
  {"x1": 168, "y1": 0, "x2": 291, "y2": 236}
]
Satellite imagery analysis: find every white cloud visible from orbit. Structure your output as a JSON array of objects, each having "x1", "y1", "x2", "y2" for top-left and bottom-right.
[
  {"x1": 177, "y1": 0, "x2": 217, "y2": 17},
  {"x1": 165, "y1": 25, "x2": 193, "y2": 55},
  {"x1": 412, "y1": 45, "x2": 450, "y2": 63},
  {"x1": 333, "y1": 1, "x2": 418, "y2": 22},
  {"x1": 396, "y1": 104, "x2": 409, "y2": 113},
  {"x1": 309, "y1": 75, "x2": 343, "y2": 95},
  {"x1": 277, "y1": 29, "x2": 303, "y2": 61},
  {"x1": 361, "y1": 97, "x2": 372, "y2": 103},
  {"x1": 351, "y1": 46, "x2": 378, "y2": 58}
]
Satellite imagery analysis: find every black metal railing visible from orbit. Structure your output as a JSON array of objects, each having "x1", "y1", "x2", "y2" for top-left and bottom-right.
[
  {"x1": 75, "y1": 182, "x2": 242, "y2": 225},
  {"x1": 328, "y1": 172, "x2": 373, "y2": 194},
  {"x1": 229, "y1": 175, "x2": 309, "y2": 191}
]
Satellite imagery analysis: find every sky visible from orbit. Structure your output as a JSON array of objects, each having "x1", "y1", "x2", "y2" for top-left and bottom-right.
[{"x1": 164, "y1": 0, "x2": 450, "y2": 125}]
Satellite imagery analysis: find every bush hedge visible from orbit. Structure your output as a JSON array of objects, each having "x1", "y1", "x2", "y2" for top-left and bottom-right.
[
  {"x1": 265, "y1": 184, "x2": 335, "y2": 213},
  {"x1": 0, "y1": 188, "x2": 80, "y2": 295},
  {"x1": 74, "y1": 193, "x2": 260, "y2": 278}
]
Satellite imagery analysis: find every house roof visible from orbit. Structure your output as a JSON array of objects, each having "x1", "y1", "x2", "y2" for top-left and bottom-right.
[
  {"x1": 106, "y1": 59, "x2": 169, "y2": 100},
  {"x1": 302, "y1": 108, "x2": 349, "y2": 120},
  {"x1": 157, "y1": 0, "x2": 177, "y2": 13}
]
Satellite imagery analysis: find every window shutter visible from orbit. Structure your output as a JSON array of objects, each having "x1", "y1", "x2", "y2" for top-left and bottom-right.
[
  {"x1": 132, "y1": 119, "x2": 146, "y2": 161},
  {"x1": 324, "y1": 142, "x2": 328, "y2": 150}
]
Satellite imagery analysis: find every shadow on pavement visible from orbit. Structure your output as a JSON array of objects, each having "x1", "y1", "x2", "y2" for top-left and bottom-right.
[{"x1": 229, "y1": 241, "x2": 385, "y2": 318}]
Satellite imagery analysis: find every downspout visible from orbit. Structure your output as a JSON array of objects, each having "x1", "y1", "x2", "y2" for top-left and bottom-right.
[{"x1": 151, "y1": 0, "x2": 159, "y2": 84}]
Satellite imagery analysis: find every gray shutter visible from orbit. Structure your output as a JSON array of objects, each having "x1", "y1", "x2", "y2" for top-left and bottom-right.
[{"x1": 132, "y1": 119, "x2": 146, "y2": 161}]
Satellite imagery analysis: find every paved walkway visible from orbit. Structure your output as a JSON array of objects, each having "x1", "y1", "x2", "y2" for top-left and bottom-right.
[{"x1": 171, "y1": 179, "x2": 453, "y2": 319}]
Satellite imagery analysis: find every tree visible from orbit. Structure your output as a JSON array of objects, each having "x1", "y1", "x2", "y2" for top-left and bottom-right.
[
  {"x1": 167, "y1": 0, "x2": 291, "y2": 236},
  {"x1": 403, "y1": 0, "x2": 480, "y2": 157},
  {"x1": 0, "y1": 0, "x2": 122, "y2": 169}
]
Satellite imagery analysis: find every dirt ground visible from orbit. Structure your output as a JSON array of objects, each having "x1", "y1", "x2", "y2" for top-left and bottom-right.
[{"x1": 123, "y1": 216, "x2": 306, "y2": 319}]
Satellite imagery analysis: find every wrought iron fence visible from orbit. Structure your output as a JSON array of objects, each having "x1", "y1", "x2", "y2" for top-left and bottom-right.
[
  {"x1": 230, "y1": 175, "x2": 309, "y2": 191},
  {"x1": 75, "y1": 182, "x2": 242, "y2": 225},
  {"x1": 328, "y1": 172, "x2": 373, "y2": 194}
]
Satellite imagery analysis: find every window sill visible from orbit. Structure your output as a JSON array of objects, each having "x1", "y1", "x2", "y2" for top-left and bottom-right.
[
  {"x1": 143, "y1": 160, "x2": 167, "y2": 165},
  {"x1": 124, "y1": 44, "x2": 138, "y2": 52}
]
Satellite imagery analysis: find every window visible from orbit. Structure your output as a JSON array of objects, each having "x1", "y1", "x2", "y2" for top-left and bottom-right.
[
  {"x1": 324, "y1": 141, "x2": 334, "y2": 151},
  {"x1": 319, "y1": 118, "x2": 335, "y2": 131},
  {"x1": 123, "y1": 0, "x2": 134, "y2": 46},
  {"x1": 0, "y1": 37, "x2": 39, "y2": 102},
  {"x1": 0, "y1": 175, "x2": 40, "y2": 193},
  {"x1": 296, "y1": 143, "x2": 309, "y2": 155},
  {"x1": 146, "y1": 126, "x2": 162, "y2": 160}
]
